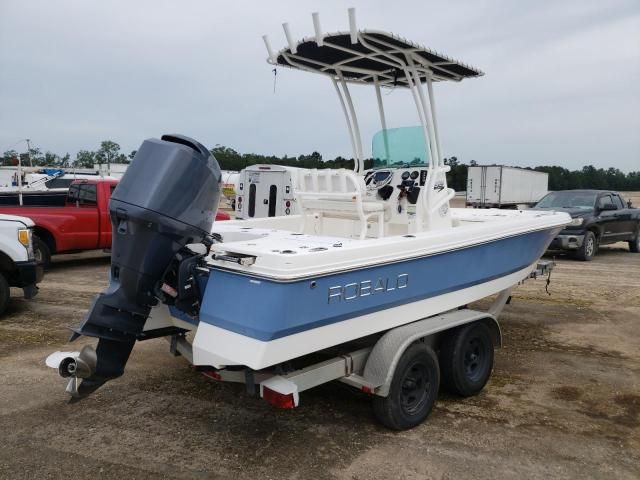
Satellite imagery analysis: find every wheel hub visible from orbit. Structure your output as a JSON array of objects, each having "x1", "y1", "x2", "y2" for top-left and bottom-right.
[
  {"x1": 400, "y1": 363, "x2": 430, "y2": 414},
  {"x1": 463, "y1": 338, "x2": 487, "y2": 381},
  {"x1": 586, "y1": 237, "x2": 594, "y2": 256}
]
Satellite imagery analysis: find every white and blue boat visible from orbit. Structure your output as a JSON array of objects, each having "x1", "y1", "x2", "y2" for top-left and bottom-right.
[
  {"x1": 181, "y1": 11, "x2": 570, "y2": 370},
  {"x1": 48, "y1": 9, "x2": 570, "y2": 429}
]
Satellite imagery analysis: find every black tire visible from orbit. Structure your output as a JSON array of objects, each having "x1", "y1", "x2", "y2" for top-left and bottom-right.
[
  {"x1": 33, "y1": 236, "x2": 51, "y2": 268},
  {"x1": 372, "y1": 343, "x2": 440, "y2": 430},
  {"x1": 575, "y1": 230, "x2": 596, "y2": 261},
  {"x1": 629, "y1": 226, "x2": 640, "y2": 253},
  {"x1": 440, "y1": 322, "x2": 494, "y2": 397},
  {"x1": 0, "y1": 272, "x2": 10, "y2": 316}
]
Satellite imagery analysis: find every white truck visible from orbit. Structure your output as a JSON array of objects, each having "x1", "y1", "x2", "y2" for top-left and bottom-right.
[
  {"x1": 235, "y1": 165, "x2": 300, "y2": 219},
  {"x1": 0, "y1": 214, "x2": 43, "y2": 314},
  {"x1": 466, "y1": 165, "x2": 548, "y2": 208}
]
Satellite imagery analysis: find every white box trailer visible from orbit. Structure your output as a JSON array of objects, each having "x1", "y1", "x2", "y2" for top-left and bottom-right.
[
  {"x1": 466, "y1": 165, "x2": 548, "y2": 208},
  {"x1": 235, "y1": 165, "x2": 300, "y2": 219}
]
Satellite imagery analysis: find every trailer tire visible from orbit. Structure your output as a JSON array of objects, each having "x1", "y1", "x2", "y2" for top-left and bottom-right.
[
  {"x1": 372, "y1": 343, "x2": 440, "y2": 430},
  {"x1": 33, "y1": 236, "x2": 51, "y2": 268},
  {"x1": 440, "y1": 322, "x2": 494, "y2": 397},
  {"x1": 0, "y1": 272, "x2": 10, "y2": 316}
]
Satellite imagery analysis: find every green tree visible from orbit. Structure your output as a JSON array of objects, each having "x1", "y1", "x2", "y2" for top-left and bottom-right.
[
  {"x1": 59, "y1": 153, "x2": 71, "y2": 167},
  {"x1": 2, "y1": 150, "x2": 19, "y2": 166},
  {"x1": 75, "y1": 150, "x2": 96, "y2": 168},
  {"x1": 19, "y1": 147, "x2": 44, "y2": 166},
  {"x1": 44, "y1": 151, "x2": 59, "y2": 166},
  {"x1": 444, "y1": 156, "x2": 468, "y2": 191},
  {"x1": 211, "y1": 145, "x2": 243, "y2": 170},
  {"x1": 95, "y1": 140, "x2": 126, "y2": 165}
]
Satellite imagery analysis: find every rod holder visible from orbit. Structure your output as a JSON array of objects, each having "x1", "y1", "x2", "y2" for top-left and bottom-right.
[
  {"x1": 312, "y1": 12, "x2": 324, "y2": 47},
  {"x1": 262, "y1": 35, "x2": 276, "y2": 61},
  {"x1": 282, "y1": 22, "x2": 297, "y2": 54},
  {"x1": 348, "y1": 8, "x2": 358, "y2": 44}
]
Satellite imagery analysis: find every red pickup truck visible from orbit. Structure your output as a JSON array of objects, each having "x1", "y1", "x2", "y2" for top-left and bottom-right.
[{"x1": 0, "y1": 179, "x2": 230, "y2": 265}]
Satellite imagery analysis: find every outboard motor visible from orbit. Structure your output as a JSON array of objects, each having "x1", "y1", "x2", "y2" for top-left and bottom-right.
[{"x1": 67, "y1": 134, "x2": 221, "y2": 399}]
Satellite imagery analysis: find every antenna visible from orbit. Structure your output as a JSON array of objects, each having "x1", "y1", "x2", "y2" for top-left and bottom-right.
[
  {"x1": 312, "y1": 12, "x2": 324, "y2": 47},
  {"x1": 25, "y1": 138, "x2": 33, "y2": 167}
]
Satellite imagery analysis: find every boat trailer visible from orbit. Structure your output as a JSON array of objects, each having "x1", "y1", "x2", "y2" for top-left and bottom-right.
[{"x1": 166, "y1": 260, "x2": 553, "y2": 412}]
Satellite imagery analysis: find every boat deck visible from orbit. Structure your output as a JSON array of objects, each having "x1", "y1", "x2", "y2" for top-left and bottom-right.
[{"x1": 208, "y1": 208, "x2": 569, "y2": 280}]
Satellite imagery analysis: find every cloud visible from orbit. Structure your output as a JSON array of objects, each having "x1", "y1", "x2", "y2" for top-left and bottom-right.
[{"x1": 0, "y1": 0, "x2": 638, "y2": 171}]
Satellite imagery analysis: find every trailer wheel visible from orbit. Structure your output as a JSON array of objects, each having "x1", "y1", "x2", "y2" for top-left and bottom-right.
[
  {"x1": 440, "y1": 322, "x2": 494, "y2": 397},
  {"x1": 0, "y1": 272, "x2": 10, "y2": 316},
  {"x1": 372, "y1": 343, "x2": 440, "y2": 430},
  {"x1": 33, "y1": 236, "x2": 51, "y2": 268}
]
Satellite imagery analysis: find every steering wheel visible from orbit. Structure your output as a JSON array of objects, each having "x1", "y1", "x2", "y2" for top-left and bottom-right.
[{"x1": 365, "y1": 169, "x2": 393, "y2": 191}]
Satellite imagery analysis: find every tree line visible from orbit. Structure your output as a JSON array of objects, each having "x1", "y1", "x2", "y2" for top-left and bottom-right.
[
  {"x1": 1, "y1": 141, "x2": 134, "y2": 169},
  {"x1": 213, "y1": 147, "x2": 640, "y2": 192},
  {"x1": 444, "y1": 158, "x2": 640, "y2": 192},
  {"x1": 2, "y1": 141, "x2": 639, "y2": 191}
]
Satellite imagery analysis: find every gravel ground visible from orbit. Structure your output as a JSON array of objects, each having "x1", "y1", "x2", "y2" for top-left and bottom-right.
[{"x1": 0, "y1": 246, "x2": 638, "y2": 480}]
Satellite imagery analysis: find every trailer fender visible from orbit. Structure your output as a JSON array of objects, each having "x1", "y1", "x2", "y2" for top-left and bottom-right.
[{"x1": 362, "y1": 310, "x2": 501, "y2": 397}]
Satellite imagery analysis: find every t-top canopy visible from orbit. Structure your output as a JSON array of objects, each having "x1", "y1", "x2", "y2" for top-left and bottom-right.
[{"x1": 270, "y1": 30, "x2": 483, "y2": 86}]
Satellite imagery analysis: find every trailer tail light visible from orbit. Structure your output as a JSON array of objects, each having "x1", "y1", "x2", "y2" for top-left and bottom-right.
[
  {"x1": 285, "y1": 200, "x2": 291, "y2": 207},
  {"x1": 262, "y1": 386, "x2": 296, "y2": 409},
  {"x1": 202, "y1": 370, "x2": 222, "y2": 381}
]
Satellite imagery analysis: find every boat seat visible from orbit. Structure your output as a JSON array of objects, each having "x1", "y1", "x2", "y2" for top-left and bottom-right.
[{"x1": 294, "y1": 168, "x2": 385, "y2": 239}]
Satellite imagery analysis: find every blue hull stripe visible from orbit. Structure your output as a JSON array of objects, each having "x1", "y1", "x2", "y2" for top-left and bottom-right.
[{"x1": 198, "y1": 229, "x2": 554, "y2": 341}]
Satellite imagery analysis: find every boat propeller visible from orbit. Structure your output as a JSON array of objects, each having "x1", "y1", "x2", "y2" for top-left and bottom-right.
[
  {"x1": 56, "y1": 345, "x2": 97, "y2": 398},
  {"x1": 58, "y1": 345, "x2": 96, "y2": 379},
  {"x1": 46, "y1": 339, "x2": 136, "y2": 401}
]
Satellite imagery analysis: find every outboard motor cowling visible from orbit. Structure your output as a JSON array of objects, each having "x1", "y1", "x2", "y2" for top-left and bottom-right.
[{"x1": 69, "y1": 134, "x2": 221, "y2": 398}]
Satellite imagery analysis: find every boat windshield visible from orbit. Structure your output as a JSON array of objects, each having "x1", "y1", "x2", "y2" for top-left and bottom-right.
[
  {"x1": 371, "y1": 127, "x2": 430, "y2": 168},
  {"x1": 535, "y1": 191, "x2": 597, "y2": 209}
]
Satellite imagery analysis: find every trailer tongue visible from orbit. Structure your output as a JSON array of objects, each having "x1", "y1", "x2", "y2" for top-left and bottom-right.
[{"x1": 61, "y1": 134, "x2": 222, "y2": 398}]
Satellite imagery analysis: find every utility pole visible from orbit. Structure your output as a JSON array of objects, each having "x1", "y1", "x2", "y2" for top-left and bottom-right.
[
  {"x1": 17, "y1": 154, "x2": 23, "y2": 206},
  {"x1": 25, "y1": 138, "x2": 33, "y2": 167}
]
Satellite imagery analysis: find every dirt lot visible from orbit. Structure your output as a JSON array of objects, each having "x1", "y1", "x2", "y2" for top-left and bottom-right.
[{"x1": 1, "y1": 245, "x2": 639, "y2": 480}]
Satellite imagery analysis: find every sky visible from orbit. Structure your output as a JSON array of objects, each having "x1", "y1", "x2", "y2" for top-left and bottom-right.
[{"x1": 1, "y1": 0, "x2": 639, "y2": 171}]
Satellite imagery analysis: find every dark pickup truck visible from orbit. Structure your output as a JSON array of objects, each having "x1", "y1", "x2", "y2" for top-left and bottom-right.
[{"x1": 533, "y1": 190, "x2": 640, "y2": 260}]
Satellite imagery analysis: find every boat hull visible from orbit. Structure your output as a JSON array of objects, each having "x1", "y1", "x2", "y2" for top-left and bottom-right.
[{"x1": 192, "y1": 226, "x2": 559, "y2": 369}]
